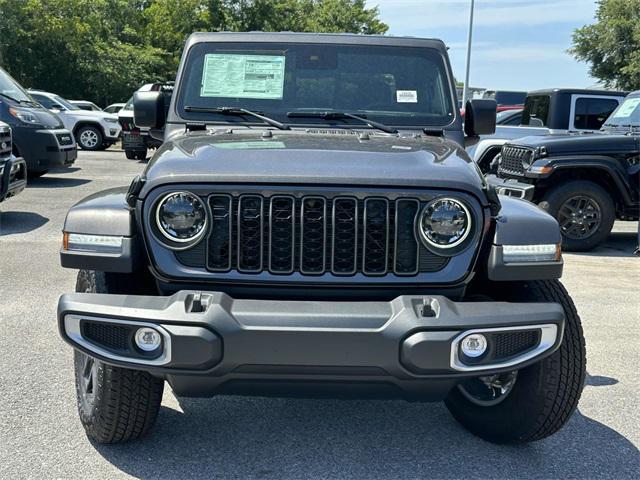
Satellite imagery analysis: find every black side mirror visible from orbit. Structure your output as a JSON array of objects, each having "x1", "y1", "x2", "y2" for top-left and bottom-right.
[
  {"x1": 134, "y1": 91, "x2": 166, "y2": 129},
  {"x1": 464, "y1": 99, "x2": 497, "y2": 136}
]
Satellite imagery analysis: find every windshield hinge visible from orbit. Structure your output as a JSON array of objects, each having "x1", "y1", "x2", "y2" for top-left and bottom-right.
[
  {"x1": 185, "y1": 123, "x2": 207, "y2": 132},
  {"x1": 423, "y1": 128, "x2": 444, "y2": 137}
]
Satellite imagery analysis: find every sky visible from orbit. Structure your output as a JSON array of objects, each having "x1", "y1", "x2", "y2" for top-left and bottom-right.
[{"x1": 366, "y1": 0, "x2": 599, "y2": 91}]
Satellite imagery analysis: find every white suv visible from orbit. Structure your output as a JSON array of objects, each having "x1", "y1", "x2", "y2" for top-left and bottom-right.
[{"x1": 28, "y1": 90, "x2": 121, "y2": 150}]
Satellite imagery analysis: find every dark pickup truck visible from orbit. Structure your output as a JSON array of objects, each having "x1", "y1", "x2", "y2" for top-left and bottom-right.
[
  {"x1": 488, "y1": 91, "x2": 640, "y2": 251},
  {"x1": 0, "y1": 121, "x2": 27, "y2": 202},
  {"x1": 57, "y1": 32, "x2": 585, "y2": 445}
]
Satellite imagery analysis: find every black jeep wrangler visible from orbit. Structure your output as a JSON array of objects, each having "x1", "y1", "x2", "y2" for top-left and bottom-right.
[
  {"x1": 488, "y1": 91, "x2": 640, "y2": 251},
  {"x1": 58, "y1": 33, "x2": 586, "y2": 445}
]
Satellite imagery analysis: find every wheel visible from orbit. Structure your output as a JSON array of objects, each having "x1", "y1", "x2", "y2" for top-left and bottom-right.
[
  {"x1": 539, "y1": 180, "x2": 615, "y2": 251},
  {"x1": 73, "y1": 270, "x2": 164, "y2": 444},
  {"x1": 125, "y1": 149, "x2": 147, "y2": 160},
  {"x1": 76, "y1": 125, "x2": 104, "y2": 151},
  {"x1": 445, "y1": 280, "x2": 586, "y2": 444}
]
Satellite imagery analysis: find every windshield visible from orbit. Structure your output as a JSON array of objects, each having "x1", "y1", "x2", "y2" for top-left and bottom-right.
[
  {"x1": 604, "y1": 96, "x2": 640, "y2": 127},
  {"x1": 51, "y1": 94, "x2": 80, "y2": 110},
  {"x1": 177, "y1": 42, "x2": 455, "y2": 128},
  {"x1": 0, "y1": 67, "x2": 34, "y2": 103}
]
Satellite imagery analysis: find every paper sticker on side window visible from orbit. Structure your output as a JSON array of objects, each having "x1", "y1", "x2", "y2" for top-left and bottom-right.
[
  {"x1": 201, "y1": 54, "x2": 286, "y2": 99},
  {"x1": 396, "y1": 90, "x2": 418, "y2": 103}
]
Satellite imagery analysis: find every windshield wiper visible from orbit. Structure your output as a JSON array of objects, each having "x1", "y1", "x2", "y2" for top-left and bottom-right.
[
  {"x1": 184, "y1": 106, "x2": 290, "y2": 130},
  {"x1": 287, "y1": 110, "x2": 398, "y2": 134},
  {"x1": 0, "y1": 92, "x2": 25, "y2": 104}
]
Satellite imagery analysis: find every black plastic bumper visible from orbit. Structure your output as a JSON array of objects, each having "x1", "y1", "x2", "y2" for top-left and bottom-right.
[
  {"x1": 58, "y1": 291, "x2": 565, "y2": 400},
  {"x1": 487, "y1": 174, "x2": 535, "y2": 201},
  {"x1": 0, "y1": 156, "x2": 27, "y2": 202},
  {"x1": 13, "y1": 127, "x2": 77, "y2": 172}
]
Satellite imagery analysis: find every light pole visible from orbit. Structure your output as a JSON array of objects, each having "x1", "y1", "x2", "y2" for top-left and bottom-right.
[{"x1": 461, "y1": 0, "x2": 475, "y2": 109}]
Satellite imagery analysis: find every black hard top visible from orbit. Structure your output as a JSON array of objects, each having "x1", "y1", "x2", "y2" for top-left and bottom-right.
[
  {"x1": 185, "y1": 31, "x2": 447, "y2": 51},
  {"x1": 527, "y1": 88, "x2": 627, "y2": 97}
]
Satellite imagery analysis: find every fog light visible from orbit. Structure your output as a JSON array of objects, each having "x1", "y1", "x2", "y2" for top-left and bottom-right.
[
  {"x1": 460, "y1": 333, "x2": 487, "y2": 358},
  {"x1": 135, "y1": 327, "x2": 162, "y2": 352}
]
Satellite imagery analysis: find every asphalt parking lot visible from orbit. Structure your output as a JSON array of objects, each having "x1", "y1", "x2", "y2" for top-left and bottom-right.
[{"x1": 1, "y1": 149, "x2": 639, "y2": 479}]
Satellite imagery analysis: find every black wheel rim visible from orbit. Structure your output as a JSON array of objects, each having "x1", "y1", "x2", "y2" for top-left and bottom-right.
[
  {"x1": 557, "y1": 195, "x2": 602, "y2": 240},
  {"x1": 458, "y1": 371, "x2": 518, "y2": 407},
  {"x1": 79, "y1": 353, "x2": 97, "y2": 407}
]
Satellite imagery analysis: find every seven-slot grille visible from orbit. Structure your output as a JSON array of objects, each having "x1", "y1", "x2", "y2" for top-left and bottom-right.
[
  {"x1": 499, "y1": 145, "x2": 533, "y2": 176},
  {"x1": 176, "y1": 194, "x2": 451, "y2": 277}
]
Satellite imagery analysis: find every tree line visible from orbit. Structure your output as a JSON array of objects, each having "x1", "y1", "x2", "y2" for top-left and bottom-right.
[{"x1": 0, "y1": 0, "x2": 387, "y2": 105}]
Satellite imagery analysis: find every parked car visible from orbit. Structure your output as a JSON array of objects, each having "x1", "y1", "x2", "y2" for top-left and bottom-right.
[
  {"x1": 69, "y1": 100, "x2": 102, "y2": 112},
  {"x1": 0, "y1": 121, "x2": 27, "y2": 202},
  {"x1": 58, "y1": 32, "x2": 585, "y2": 446},
  {"x1": 483, "y1": 90, "x2": 527, "y2": 112},
  {"x1": 118, "y1": 82, "x2": 173, "y2": 160},
  {"x1": 471, "y1": 88, "x2": 627, "y2": 172},
  {"x1": 104, "y1": 103, "x2": 126, "y2": 114},
  {"x1": 487, "y1": 91, "x2": 640, "y2": 251},
  {"x1": 28, "y1": 90, "x2": 121, "y2": 151},
  {"x1": 496, "y1": 108, "x2": 523, "y2": 126},
  {"x1": 0, "y1": 67, "x2": 77, "y2": 176}
]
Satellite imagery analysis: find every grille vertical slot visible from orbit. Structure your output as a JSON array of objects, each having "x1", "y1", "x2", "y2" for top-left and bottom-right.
[
  {"x1": 237, "y1": 195, "x2": 264, "y2": 272},
  {"x1": 394, "y1": 199, "x2": 420, "y2": 275},
  {"x1": 363, "y1": 198, "x2": 389, "y2": 275},
  {"x1": 331, "y1": 197, "x2": 358, "y2": 275},
  {"x1": 300, "y1": 197, "x2": 326, "y2": 274},
  {"x1": 269, "y1": 196, "x2": 295, "y2": 273},
  {"x1": 207, "y1": 195, "x2": 232, "y2": 271}
]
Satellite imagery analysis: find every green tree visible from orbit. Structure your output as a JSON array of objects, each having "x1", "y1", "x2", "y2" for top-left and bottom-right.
[{"x1": 571, "y1": 0, "x2": 640, "y2": 90}]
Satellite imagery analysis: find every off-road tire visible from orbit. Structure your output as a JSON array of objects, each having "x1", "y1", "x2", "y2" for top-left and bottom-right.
[
  {"x1": 76, "y1": 125, "x2": 104, "y2": 151},
  {"x1": 539, "y1": 180, "x2": 615, "y2": 251},
  {"x1": 445, "y1": 280, "x2": 586, "y2": 444},
  {"x1": 73, "y1": 270, "x2": 164, "y2": 444},
  {"x1": 125, "y1": 148, "x2": 147, "y2": 160}
]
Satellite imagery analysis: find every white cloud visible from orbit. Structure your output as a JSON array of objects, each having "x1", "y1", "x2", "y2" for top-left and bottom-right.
[{"x1": 367, "y1": 0, "x2": 596, "y2": 30}]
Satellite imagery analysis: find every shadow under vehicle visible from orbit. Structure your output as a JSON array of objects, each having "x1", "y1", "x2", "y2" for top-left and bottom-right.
[
  {"x1": 57, "y1": 32, "x2": 585, "y2": 446},
  {"x1": 487, "y1": 91, "x2": 640, "y2": 251}
]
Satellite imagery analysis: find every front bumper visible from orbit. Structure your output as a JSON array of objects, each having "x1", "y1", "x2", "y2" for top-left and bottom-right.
[
  {"x1": 58, "y1": 291, "x2": 564, "y2": 400},
  {"x1": 0, "y1": 156, "x2": 27, "y2": 201},
  {"x1": 13, "y1": 127, "x2": 77, "y2": 171},
  {"x1": 486, "y1": 174, "x2": 535, "y2": 201}
]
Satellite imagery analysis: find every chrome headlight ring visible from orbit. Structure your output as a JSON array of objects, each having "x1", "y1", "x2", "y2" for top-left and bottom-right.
[
  {"x1": 417, "y1": 197, "x2": 473, "y2": 254},
  {"x1": 154, "y1": 191, "x2": 208, "y2": 248}
]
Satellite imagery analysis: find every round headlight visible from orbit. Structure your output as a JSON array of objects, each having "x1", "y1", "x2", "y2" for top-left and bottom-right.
[
  {"x1": 418, "y1": 198, "x2": 471, "y2": 249},
  {"x1": 156, "y1": 192, "x2": 207, "y2": 243}
]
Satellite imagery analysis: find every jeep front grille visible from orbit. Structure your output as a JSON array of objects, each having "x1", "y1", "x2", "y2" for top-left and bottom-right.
[
  {"x1": 499, "y1": 146, "x2": 533, "y2": 176},
  {"x1": 175, "y1": 193, "x2": 451, "y2": 277}
]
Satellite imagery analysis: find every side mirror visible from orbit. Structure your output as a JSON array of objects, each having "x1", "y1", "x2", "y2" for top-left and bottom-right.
[
  {"x1": 464, "y1": 99, "x2": 497, "y2": 136},
  {"x1": 134, "y1": 91, "x2": 166, "y2": 129}
]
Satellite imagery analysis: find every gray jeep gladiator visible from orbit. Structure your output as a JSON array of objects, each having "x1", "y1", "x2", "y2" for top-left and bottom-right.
[{"x1": 57, "y1": 32, "x2": 586, "y2": 445}]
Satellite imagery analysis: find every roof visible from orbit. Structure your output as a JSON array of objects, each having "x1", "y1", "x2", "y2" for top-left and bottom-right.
[
  {"x1": 185, "y1": 31, "x2": 447, "y2": 52},
  {"x1": 527, "y1": 88, "x2": 627, "y2": 97}
]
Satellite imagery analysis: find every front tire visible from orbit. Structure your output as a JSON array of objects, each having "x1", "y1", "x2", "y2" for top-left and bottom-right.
[
  {"x1": 445, "y1": 280, "x2": 586, "y2": 444},
  {"x1": 73, "y1": 270, "x2": 164, "y2": 444},
  {"x1": 539, "y1": 180, "x2": 615, "y2": 251},
  {"x1": 76, "y1": 125, "x2": 104, "y2": 151}
]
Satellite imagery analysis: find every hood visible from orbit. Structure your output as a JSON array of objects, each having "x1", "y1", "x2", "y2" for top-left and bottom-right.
[
  {"x1": 140, "y1": 129, "x2": 488, "y2": 203},
  {"x1": 68, "y1": 109, "x2": 117, "y2": 121},
  {"x1": 507, "y1": 132, "x2": 638, "y2": 156}
]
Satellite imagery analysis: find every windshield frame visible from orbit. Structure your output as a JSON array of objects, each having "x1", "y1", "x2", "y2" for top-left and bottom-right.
[{"x1": 173, "y1": 40, "x2": 458, "y2": 130}]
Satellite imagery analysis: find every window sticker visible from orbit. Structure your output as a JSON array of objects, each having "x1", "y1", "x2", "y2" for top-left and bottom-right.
[
  {"x1": 201, "y1": 54, "x2": 286, "y2": 99},
  {"x1": 396, "y1": 90, "x2": 418, "y2": 103},
  {"x1": 611, "y1": 98, "x2": 640, "y2": 118}
]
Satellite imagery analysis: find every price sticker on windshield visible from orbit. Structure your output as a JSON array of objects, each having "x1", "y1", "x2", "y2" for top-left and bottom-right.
[
  {"x1": 612, "y1": 98, "x2": 640, "y2": 118},
  {"x1": 201, "y1": 54, "x2": 286, "y2": 99},
  {"x1": 396, "y1": 90, "x2": 418, "y2": 103}
]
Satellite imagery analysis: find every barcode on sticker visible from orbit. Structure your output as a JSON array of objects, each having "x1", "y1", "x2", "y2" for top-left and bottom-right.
[{"x1": 396, "y1": 90, "x2": 418, "y2": 103}]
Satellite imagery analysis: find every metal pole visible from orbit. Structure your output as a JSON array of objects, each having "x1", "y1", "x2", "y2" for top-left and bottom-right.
[{"x1": 461, "y1": 0, "x2": 475, "y2": 109}]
